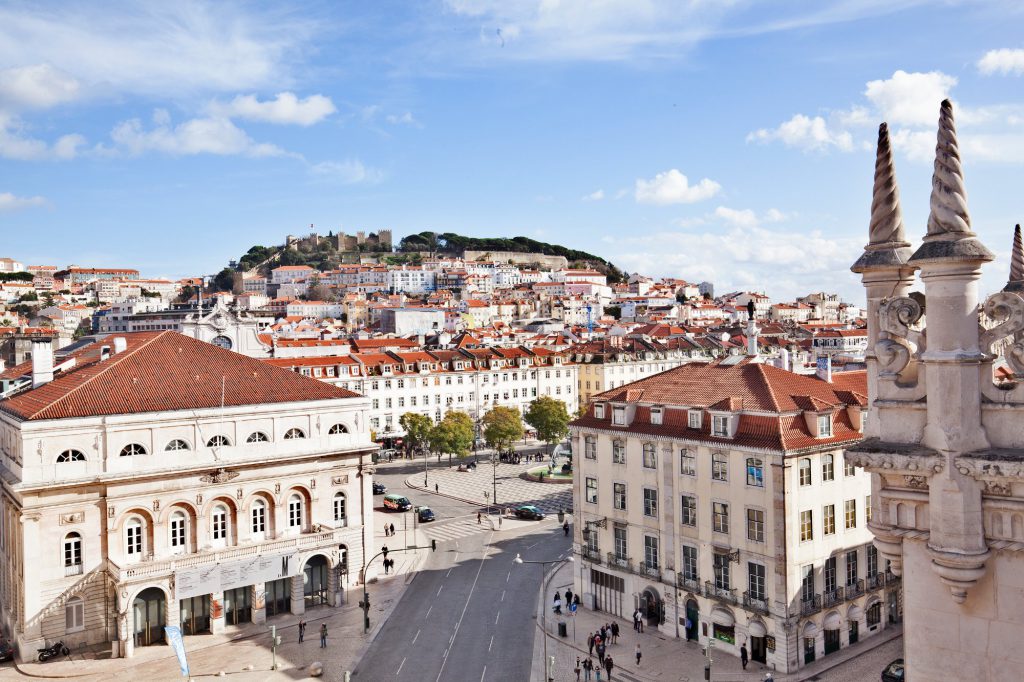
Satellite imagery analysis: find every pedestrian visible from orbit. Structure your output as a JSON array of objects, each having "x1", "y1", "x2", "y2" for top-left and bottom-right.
[
  {"x1": 583, "y1": 657, "x2": 593, "y2": 681},
  {"x1": 635, "y1": 643, "x2": 641, "y2": 666},
  {"x1": 611, "y1": 621, "x2": 619, "y2": 643},
  {"x1": 435, "y1": 483, "x2": 439, "y2": 493},
  {"x1": 319, "y1": 623, "x2": 327, "y2": 648},
  {"x1": 477, "y1": 512, "x2": 482, "y2": 524},
  {"x1": 575, "y1": 656, "x2": 582, "y2": 681},
  {"x1": 594, "y1": 664, "x2": 602, "y2": 682},
  {"x1": 597, "y1": 642, "x2": 606, "y2": 664},
  {"x1": 573, "y1": 593, "x2": 580, "y2": 608},
  {"x1": 588, "y1": 632, "x2": 595, "y2": 656},
  {"x1": 605, "y1": 655, "x2": 614, "y2": 681},
  {"x1": 298, "y1": 618, "x2": 305, "y2": 642},
  {"x1": 563, "y1": 520, "x2": 570, "y2": 536},
  {"x1": 389, "y1": 523, "x2": 395, "y2": 536},
  {"x1": 632, "y1": 609, "x2": 639, "y2": 632},
  {"x1": 382, "y1": 545, "x2": 389, "y2": 559},
  {"x1": 741, "y1": 644, "x2": 749, "y2": 670},
  {"x1": 565, "y1": 588, "x2": 573, "y2": 605}
]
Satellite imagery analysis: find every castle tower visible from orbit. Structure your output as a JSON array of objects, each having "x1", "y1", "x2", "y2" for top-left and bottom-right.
[{"x1": 848, "y1": 100, "x2": 1024, "y2": 681}]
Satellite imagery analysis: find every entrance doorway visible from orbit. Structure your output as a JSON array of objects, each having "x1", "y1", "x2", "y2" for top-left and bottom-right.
[
  {"x1": 224, "y1": 587, "x2": 251, "y2": 625},
  {"x1": 133, "y1": 587, "x2": 166, "y2": 647},
  {"x1": 824, "y1": 628, "x2": 841, "y2": 655},
  {"x1": 804, "y1": 636, "x2": 816, "y2": 664},
  {"x1": 265, "y1": 578, "x2": 290, "y2": 617},
  {"x1": 685, "y1": 600, "x2": 699, "y2": 641},
  {"x1": 849, "y1": 620, "x2": 859, "y2": 645},
  {"x1": 304, "y1": 555, "x2": 329, "y2": 608},
  {"x1": 751, "y1": 636, "x2": 767, "y2": 663},
  {"x1": 179, "y1": 595, "x2": 210, "y2": 636},
  {"x1": 641, "y1": 588, "x2": 662, "y2": 628}
]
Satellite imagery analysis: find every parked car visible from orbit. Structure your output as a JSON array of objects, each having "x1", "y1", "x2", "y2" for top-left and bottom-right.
[
  {"x1": 383, "y1": 494, "x2": 412, "y2": 512},
  {"x1": 881, "y1": 658, "x2": 905, "y2": 682},
  {"x1": 513, "y1": 504, "x2": 546, "y2": 520},
  {"x1": 0, "y1": 640, "x2": 13, "y2": 663},
  {"x1": 372, "y1": 482, "x2": 387, "y2": 495},
  {"x1": 417, "y1": 507, "x2": 436, "y2": 522}
]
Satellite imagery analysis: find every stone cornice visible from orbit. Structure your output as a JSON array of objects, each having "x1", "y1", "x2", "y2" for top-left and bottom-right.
[
  {"x1": 845, "y1": 438, "x2": 944, "y2": 474},
  {"x1": 954, "y1": 449, "x2": 1024, "y2": 480}
]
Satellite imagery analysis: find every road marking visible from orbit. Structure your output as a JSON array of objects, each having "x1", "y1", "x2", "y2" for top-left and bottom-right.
[
  {"x1": 412, "y1": 629, "x2": 420, "y2": 644},
  {"x1": 446, "y1": 568, "x2": 452, "y2": 577},
  {"x1": 437, "y1": 585, "x2": 443, "y2": 596},
  {"x1": 501, "y1": 590, "x2": 505, "y2": 602},
  {"x1": 506, "y1": 570, "x2": 510, "y2": 583},
  {"x1": 425, "y1": 605, "x2": 432, "y2": 618},
  {"x1": 488, "y1": 635, "x2": 494, "y2": 652},
  {"x1": 494, "y1": 610, "x2": 500, "y2": 625},
  {"x1": 480, "y1": 665, "x2": 487, "y2": 682},
  {"x1": 397, "y1": 657, "x2": 406, "y2": 675},
  {"x1": 434, "y1": 531, "x2": 494, "y2": 682}
]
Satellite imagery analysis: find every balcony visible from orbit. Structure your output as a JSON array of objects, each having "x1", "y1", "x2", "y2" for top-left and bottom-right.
[
  {"x1": 677, "y1": 574, "x2": 700, "y2": 592},
  {"x1": 606, "y1": 553, "x2": 632, "y2": 572},
  {"x1": 742, "y1": 591, "x2": 769, "y2": 614},
  {"x1": 800, "y1": 594, "x2": 822, "y2": 616},
  {"x1": 583, "y1": 547, "x2": 601, "y2": 563},
  {"x1": 866, "y1": 572, "x2": 886, "y2": 590},
  {"x1": 704, "y1": 581, "x2": 737, "y2": 605},
  {"x1": 65, "y1": 563, "x2": 84, "y2": 577},
  {"x1": 823, "y1": 587, "x2": 845, "y2": 608},
  {"x1": 640, "y1": 562, "x2": 660, "y2": 578},
  {"x1": 846, "y1": 579, "x2": 865, "y2": 599}
]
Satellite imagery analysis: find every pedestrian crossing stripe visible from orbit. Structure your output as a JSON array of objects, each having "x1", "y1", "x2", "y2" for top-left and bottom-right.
[{"x1": 421, "y1": 519, "x2": 488, "y2": 541}]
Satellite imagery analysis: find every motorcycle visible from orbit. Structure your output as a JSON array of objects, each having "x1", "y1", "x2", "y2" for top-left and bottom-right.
[{"x1": 37, "y1": 641, "x2": 69, "y2": 662}]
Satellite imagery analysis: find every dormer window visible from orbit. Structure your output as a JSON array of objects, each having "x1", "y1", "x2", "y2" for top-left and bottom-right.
[
  {"x1": 594, "y1": 403, "x2": 605, "y2": 419},
  {"x1": 818, "y1": 414, "x2": 833, "y2": 438},
  {"x1": 612, "y1": 406, "x2": 626, "y2": 426},
  {"x1": 712, "y1": 415, "x2": 730, "y2": 437},
  {"x1": 688, "y1": 410, "x2": 702, "y2": 429},
  {"x1": 650, "y1": 407, "x2": 663, "y2": 425}
]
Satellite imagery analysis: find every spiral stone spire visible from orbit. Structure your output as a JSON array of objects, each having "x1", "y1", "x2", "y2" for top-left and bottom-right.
[
  {"x1": 1005, "y1": 224, "x2": 1024, "y2": 292},
  {"x1": 910, "y1": 99, "x2": 993, "y2": 263},
  {"x1": 851, "y1": 122, "x2": 912, "y2": 273}
]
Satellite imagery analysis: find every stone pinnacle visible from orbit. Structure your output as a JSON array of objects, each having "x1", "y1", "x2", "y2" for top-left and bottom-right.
[
  {"x1": 926, "y1": 99, "x2": 971, "y2": 237},
  {"x1": 1006, "y1": 224, "x2": 1024, "y2": 292},
  {"x1": 851, "y1": 122, "x2": 913, "y2": 273}
]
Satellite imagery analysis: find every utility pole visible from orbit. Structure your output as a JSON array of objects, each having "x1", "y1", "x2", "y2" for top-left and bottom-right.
[
  {"x1": 360, "y1": 542, "x2": 437, "y2": 634},
  {"x1": 270, "y1": 624, "x2": 281, "y2": 670}
]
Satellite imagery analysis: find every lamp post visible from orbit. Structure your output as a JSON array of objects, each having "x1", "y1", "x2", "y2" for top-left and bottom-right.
[
  {"x1": 360, "y1": 541, "x2": 437, "y2": 634},
  {"x1": 513, "y1": 553, "x2": 574, "y2": 682}
]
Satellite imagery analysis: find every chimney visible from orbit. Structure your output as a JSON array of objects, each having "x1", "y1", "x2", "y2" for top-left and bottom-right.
[
  {"x1": 815, "y1": 355, "x2": 833, "y2": 383},
  {"x1": 112, "y1": 337, "x2": 127, "y2": 354},
  {"x1": 31, "y1": 339, "x2": 54, "y2": 388},
  {"x1": 100, "y1": 345, "x2": 111, "y2": 362},
  {"x1": 779, "y1": 347, "x2": 791, "y2": 372}
]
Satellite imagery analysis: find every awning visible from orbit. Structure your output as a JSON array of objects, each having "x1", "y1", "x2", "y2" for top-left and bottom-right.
[
  {"x1": 711, "y1": 607, "x2": 735, "y2": 627},
  {"x1": 823, "y1": 611, "x2": 842, "y2": 629},
  {"x1": 748, "y1": 620, "x2": 767, "y2": 638},
  {"x1": 847, "y1": 604, "x2": 864, "y2": 621}
]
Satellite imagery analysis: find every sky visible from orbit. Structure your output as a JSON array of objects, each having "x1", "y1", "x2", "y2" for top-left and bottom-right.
[{"x1": 0, "y1": 0, "x2": 1022, "y2": 303}]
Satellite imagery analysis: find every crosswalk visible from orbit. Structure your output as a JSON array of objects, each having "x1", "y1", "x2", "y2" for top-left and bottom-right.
[{"x1": 420, "y1": 516, "x2": 491, "y2": 543}]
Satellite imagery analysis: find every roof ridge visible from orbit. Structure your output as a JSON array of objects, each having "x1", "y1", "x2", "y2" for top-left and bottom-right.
[
  {"x1": 753, "y1": 363, "x2": 783, "y2": 413},
  {"x1": 24, "y1": 331, "x2": 169, "y2": 419}
]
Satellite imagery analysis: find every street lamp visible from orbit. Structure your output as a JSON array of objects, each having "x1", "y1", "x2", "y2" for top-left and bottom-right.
[{"x1": 513, "y1": 553, "x2": 575, "y2": 682}]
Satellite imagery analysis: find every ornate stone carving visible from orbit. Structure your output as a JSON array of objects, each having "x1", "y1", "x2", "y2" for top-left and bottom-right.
[
  {"x1": 60, "y1": 512, "x2": 84, "y2": 525},
  {"x1": 274, "y1": 483, "x2": 281, "y2": 494},
  {"x1": 980, "y1": 291, "x2": 1024, "y2": 370},
  {"x1": 199, "y1": 468, "x2": 239, "y2": 484},
  {"x1": 108, "y1": 506, "x2": 115, "y2": 518},
  {"x1": 876, "y1": 296, "x2": 924, "y2": 377},
  {"x1": 152, "y1": 500, "x2": 160, "y2": 512},
  {"x1": 904, "y1": 475, "x2": 929, "y2": 489},
  {"x1": 196, "y1": 494, "x2": 204, "y2": 506},
  {"x1": 236, "y1": 488, "x2": 243, "y2": 500},
  {"x1": 845, "y1": 450, "x2": 943, "y2": 474},
  {"x1": 331, "y1": 475, "x2": 349, "y2": 486},
  {"x1": 955, "y1": 458, "x2": 1024, "y2": 480},
  {"x1": 983, "y1": 480, "x2": 1012, "y2": 496}
]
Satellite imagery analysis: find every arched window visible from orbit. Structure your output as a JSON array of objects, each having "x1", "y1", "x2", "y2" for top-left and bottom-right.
[
  {"x1": 246, "y1": 432, "x2": 269, "y2": 443},
  {"x1": 328, "y1": 424, "x2": 348, "y2": 435},
  {"x1": 642, "y1": 443, "x2": 657, "y2": 469},
  {"x1": 211, "y1": 504, "x2": 229, "y2": 545},
  {"x1": 251, "y1": 499, "x2": 267, "y2": 538},
  {"x1": 65, "y1": 596, "x2": 84, "y2": 632},
  {"x1": 822, "y1": 453, "x2": 835, "y2": 482},
  {"x1": 125, "y1": 517, "x2": 144, "y2": 559},
  {"x1": 57, "y1": 449, "x2": 86, "y2": 463},
  {"x1": 165, "y1": 439, "x2": 190, "y2": 451},
  {"x1": 169, "y1": 510, "x2": 188, "y2": 553},
  {"x1": 64, "y1": 532, "x2": 83, "y2": 575},
  {"x1": 287, "y1": 494, "x2": 303, "y2": 530},
  {"x1": 799, "y1": 458, "x2": 812, "y2": 486},
  {"x1": 284, "y1": 428, "x2": 306, "y2": 440},
  {"x1": 120, "y1": 443, "x2": 147, "y2": 457},
  {"x1": 207, "y1": 435, "x2": 231, "y2": 447},
  {"x1": 334, "y1": 493, "x2": 347, "y2": 524}
]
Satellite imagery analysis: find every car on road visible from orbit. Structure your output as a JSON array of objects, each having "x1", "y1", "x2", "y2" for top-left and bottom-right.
[
  {"x1": 513, "y1": 504, "x2": 546, "y2": 520},
  {"x1": 372, "y1": 482, "x2": 387, "y2": 495},
  {"x1": 383, "y1": 494, "x2": 412, "y2": 512},
  {"x1": 881, "y1": 658, "x2": 905, "y2": 682},
  {"x1": 417, "y1": 507, "x2": 436, "y2": 522}
]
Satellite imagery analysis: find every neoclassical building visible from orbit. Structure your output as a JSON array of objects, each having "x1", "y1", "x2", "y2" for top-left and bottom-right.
[
  {"x1": 570, "y1": 355, "x2": 897, "y2": 674},
  {"x1": 848, "y1": 101, "x2": 1024, "y2": 680},
  {"x1": 0, "y1": 331, "x2": 375, "y2": 659}
]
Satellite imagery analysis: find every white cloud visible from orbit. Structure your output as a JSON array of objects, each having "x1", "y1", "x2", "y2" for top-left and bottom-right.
[
  {"x1": 747, "y1": 114, "x2": 854, "y2": 152},
  {"x1": 582, "y1": 189, "x2": 604, "y2": 201},
  {"x1": 0, "y1": 64, "x2": 79, "y2": 110},
  {"x1": 887, "y1": 128, "x2": 934, "y2": 163},
  {"x1": 0, "y1": 113, "x2": 84, "y2": 160},
  {"x1": 978, "y1": 48, "x2": 1024, "y2": 76},
  {"x1": 864, "y1": 70, "x2": 957, "y2": 127},
  {"x1": 386, "y1": 111, "x2": 420, "y2": 126},
  {"x1": 208, "y1": 92, "x2": 336, "y2": 126},
  {"x1": 109, "y1": 114, "x2": 286, "y2": 158},
  {"x1": 0, "y1": 192, "x2": 47, "y2": 212},
  {"x1": 634, "y1": 169, "x2": 721, "y2": 205},
  {"x1": 714, "y1": 206, "x2": 758, "y2": 228},
  {"x1": 309, "y1": 159, "x2": 384, "y2": 185}
]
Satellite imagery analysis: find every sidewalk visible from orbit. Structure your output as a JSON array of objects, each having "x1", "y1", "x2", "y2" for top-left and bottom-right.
[
  {"x1": 404, "y1": 459, "x2": 573, "y2": 513},
  {"x1": 5, "y1": 526, "x2": 429, "y2": 681},
  {"x1": 532, "y1": 560, "x2": 903, "y2": 682}
]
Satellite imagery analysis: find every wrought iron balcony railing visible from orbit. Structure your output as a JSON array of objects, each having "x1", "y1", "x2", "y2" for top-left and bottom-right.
[
  {"x1": 704, "y1": 581, "x2": 737, "y2": 605},
  {"x1": 800, "y1": 594, "x2": 822, "y2": 616},
  {"x1": 742, "y1": 591, "x2": 769, "y2": 614}
]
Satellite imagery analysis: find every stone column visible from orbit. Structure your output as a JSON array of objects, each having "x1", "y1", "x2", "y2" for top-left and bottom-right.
[
  {"x1": 327, "y1": 564, "x2": 340, "y2": 607},
  {"x1": 18, "y1": 514, "x2": 44, "y2": 652},
  {"x1": 165, "y1": 591, "x2": 181, "y2": 629},
  {"x1": 251, "y1": 584, "x2": 267, "y2": 625},
  {"x1": 210, "y1": 592, "x2": 225, "y2": 635},
  {"x1": 121, "y1": 606, "x2": 134, "y2": 658},
  {"x1": 289, "y1": 573, "x2": 306, "y2": 615}
]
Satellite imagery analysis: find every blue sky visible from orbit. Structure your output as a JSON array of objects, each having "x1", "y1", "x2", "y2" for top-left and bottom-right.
[{"x1": 0, "y1": 1, "x2": 1022, "y2": 302}]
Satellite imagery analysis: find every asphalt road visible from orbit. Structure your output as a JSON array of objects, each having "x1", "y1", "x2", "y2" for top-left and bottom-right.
[{"x1": 353, "y1": 510, "x2": 570, "y2": 682}]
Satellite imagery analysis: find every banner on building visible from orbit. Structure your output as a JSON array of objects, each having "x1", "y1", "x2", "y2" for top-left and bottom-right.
[
  {"x1": 164, "y1": 625, "x2": 189, "y2": 678},
  {"x1": 175, "y1": 553, "x2": 299, "y2": 600}
]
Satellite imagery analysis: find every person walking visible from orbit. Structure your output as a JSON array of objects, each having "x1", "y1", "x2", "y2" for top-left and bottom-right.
[
  {"x1": 635, "y1": 643, "x2": 642, "y2": 666},
  {"x1": 741, "y1": 644, "x2": 749, "y2": 670},
  {"x1": 319, "y1": 623, "x2": 327, "y2": 648},
  {"x1": 597, "y1": 641, "x2": 606, "y2": 665},
  {"x1": 575, "y1": 656, "x2": 582, "y2": 681},
  {"x1": 389, "y1": 523, "x2": 395, "y2": 537},
  {"x1": 588, "y1": 632, "x2": 595, "y2": 657},
  {"x1": 477, "y1": 512, "x2": 482, "y2": 524},
  {"x1": 583, "y1": 657, "x2": 593, "y2": 681},
  {"x1": 611, "y1": 621, "x2": 619, "y2": 643},
  {"x1": 604, "y1": 655, "x2": 614, "y2": 680},
  {"x1": 298, "y1": 619, "x2": 305, "y2": 643},
  {"x1": 563, "y1": 520, "x2": 570, "y2": 536},
  {"x1": 565, "y1": 588, "x2": 573, "y2": 606},
  {"x1": 632, "y1": 609, "x2": 639, "y2": 632},
  {"x1": 435, "y1": 483, "x2": 439, "y2": 493}
]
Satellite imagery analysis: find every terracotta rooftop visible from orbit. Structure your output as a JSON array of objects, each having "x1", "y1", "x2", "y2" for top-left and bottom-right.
[{"x1": 0, "y1": 331, "x2": 358, "y2": 421}]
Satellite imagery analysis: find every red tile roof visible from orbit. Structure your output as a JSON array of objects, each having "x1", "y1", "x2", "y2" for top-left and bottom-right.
[{"x1": 0, "y1": 331, "x2": 358, "y2": 421}]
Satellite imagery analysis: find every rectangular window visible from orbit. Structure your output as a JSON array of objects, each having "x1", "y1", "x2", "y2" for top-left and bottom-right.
[
  {"x1": 801, "y1": 564, "x2": 815, "y2": 602},
  {"x1": 823, "y1": 504, "x2": 836, "y2": 535},
  {"x1": 800, "y1": 510, "x2": 813, "y2": 542},
  {"x1": 688, "y1": 410, "x2": 702, "y2": 429},
  {"x1": 594, "y1": 404, "x2": 605, "y2": 419},
  {"x1": 748, "y1": 562, "x2": 766, "y2": 601},
  {"x1": 288, "y1": 499, "x2": 302, "y2": 528},
  {"x1": 713, "y1": 553, "x2": 731, "y2": 590},
  {"x1": 824, "y1": 556, "x2": 837, "y2": 593},
  {"x1": 681, "y1": 495, "x2": 697, "y2": 526},
  {"x1": 613, "y1": 483, "x2": 627, "y2": 510},
  {"x1": 66, "y1": 600, "x2": 84, "y2": 632},
  {"x1": 650, "y1": 408, "x2": 663, "y2": 425},
  {"x1": 822, "y1": 454, "x2": 835, "y2": 482},
  {"x1": 746, "y1": 458, "x2": 764, "y2": 487},
  {"x1": 844, "y1": 459, "x2": 856, "y2": 477},
  {"x1": 713, "y1": 502, "x2": 729, "y2": 534},
  {"x1": 818, "y1": 414, "x2": 832, "y2": 438},
  {"x1": 865, "y1": 495, "x2": 872, "y2": 523},
  {"x1": 614, "y1": 526, "x2": 627, "y2": 560},
  {"x1": 679, "y1": 449, "x2": 696, "y2": 476},
  {"x1": 799, "y1": 458, "x2": 812, "y2": 486},
  {"x1": 712, "y1": 415, "x2": 729, "y2": 437},
  {"x1": 612, "y1": 441, "x2": 625, "y2": 464},
  {"x1": 845, "y1": 499, "x2": 857, "y2": 529},
  {"x1": 681, "y1": 545, "x2": 698, "y2": 581},
  {"x1": 746, "y1": 508, "x2": 765, "y2": 542},
  {"x1": 712, "y1": 453, "x2": 728, "y2": 481},
  {"x1": 644, "y1": 536, "x2": 659, "y2": 570},
  {"x1": 643, "y1": 488, "x2": 658, "y2": 517},
  {"x1": 585, "y1": 477, "x2": 598, "y2": 504},
  {"x1": 585, "y1": 438, "x2": 596, "y2": 459},
  {"x1": 642, "y1": 444, "x2": 657, "y2": 468},
  {"x1": 867, "y1": 601, "x2": 882, "y2": 626},
  {"x1": 846, "y1": 550, "x2": 859, "y2": 586},
  {"x1": 866, "y1": 544, "x2": 879, "y2": 578},
  {"x1": 612, "y1": 407, "x2": 626, "y2": 426}
]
